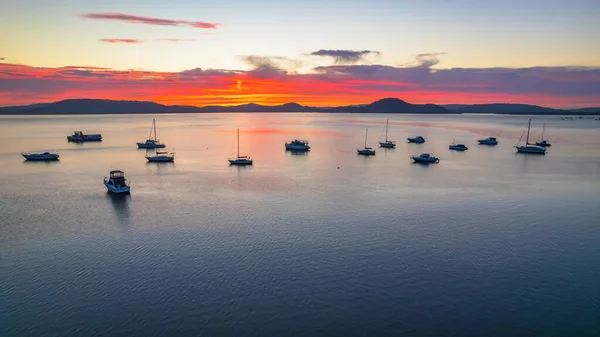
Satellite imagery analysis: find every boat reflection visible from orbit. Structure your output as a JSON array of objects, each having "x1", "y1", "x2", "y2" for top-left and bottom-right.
[{"x1": 106, "y1": 192, "x2": 131, "y2": 226}]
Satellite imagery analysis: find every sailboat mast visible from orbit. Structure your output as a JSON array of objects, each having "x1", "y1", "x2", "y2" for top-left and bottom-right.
[
  {"x1": 385, "y1": 119, "x2": 389, "y2": 141},
  {"x1": 541, "y1": 123, "x2": 546, "y2": 141},
  {"x1": 153, "y1": 118, "x2": 157, "y2": 140},
  {"x1": 365, "y1": 128, "x2": 368, "y2": 147},
  {"x1": 237, "y1": 128, "x2": 240, "y2": 158},
  {"x1": 526, "y1": 119, "x2": 531, "y2": 144}
]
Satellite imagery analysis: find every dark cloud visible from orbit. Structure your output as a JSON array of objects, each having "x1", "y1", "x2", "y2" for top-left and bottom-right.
[
  {"x1": 414, "y1": 53, "x2": 446, "y2": 68},
  {"x1": 156, "y1": 38, "x2": 197, "y2": 42},
  {"x1": 81, "y1": 13, "x2": 220, "y2": 29},
  {"x1": 241, "y1": 56, "x2": 301, "y2": 78},
  {"x1": 310, "y1": 49, "x2": 380, "y2": 64},
  {"x1": 0, "y1": 57, "x2": 5, "y2": 60},
  {"x1": 99, "y1": 38, "x2": 142, "y2": 44}
]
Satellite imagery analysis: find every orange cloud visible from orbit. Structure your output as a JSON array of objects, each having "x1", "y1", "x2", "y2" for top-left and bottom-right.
[{"x1": 0, "y1": 61, "x2": 599, "y2": 108}]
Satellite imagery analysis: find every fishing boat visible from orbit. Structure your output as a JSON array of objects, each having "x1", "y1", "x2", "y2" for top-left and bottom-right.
[
  {"x1": 379, "y1": 119, "x2": 396, "y2": 148},
  {"x1": 67, "y1": 131, "x2": 102, "y2": 142},
  {"x1": 477, "y1": 137, "x2": 498, "y2": 145},
  {"x1": 229, "y1": 128, "x2": 253, "y2": 165},
  {"x1": 137, "y1": 118, "x2": 166, "y2": 148},
  {"x1": 104, "y1": 170, "x2": 130, "y2": 194},
  {"x1": 535, "y1": 123, "x2": 551, "y2": 147},
  {"x1": 407, "y1": 136, "x2": 425, "y2": 144},
  {"x1": 449, "y1": 141, "x2": 468, "y2": 151},
  {"x1": 515, "y1": 119, "x2": 546, "y2": 155},
  {"x1": 21, "y1": 152, "x2": 59, "y2": 161},
  {"x1": 285, "y1": 139, "x2": 310, "y2": 151},
  {"x1": 357, "y1": 128, "x2": 376, "y2": 155},
  {"x1": 411, "y1": 153, "x2": 439, "y2": 163},
  {"x1": 146, "y1": 149, "x2": 175, "y2": 162}
]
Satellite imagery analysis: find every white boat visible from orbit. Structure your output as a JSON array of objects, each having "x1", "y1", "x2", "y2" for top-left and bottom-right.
[
  {"x1": 411, "y1": 153, "x2": 439, "y2": 163},
  {"x1": 357, "y1": 128, "x2": 376, "y2": 155},
  {"x1": 21, "y1": 152, "x2": 59, "y2": 161},
  {"x1": 515, "y1": 119, "x2": 547, "y2": 155},
  {"x1": 449, "y1": 141, "x2": 468, "y2": 151},
  {"x1": 137, "y1": 118, "x2": 166, "y2": 149},
  {"x1": 67, "y1": 131, "x2": 102, "y2": 142},
  {"x1": 379, "y1": 119, "x2": 396, "y2": 148},
  {"x1": 478, "y1": 137, "x2": 498, "y2": 145},
  {"x1": 104, "y1": 170, "x2": 130, "y2": 194},
  {"x1": 407, "y1": 136, "x2": 425, "y2": 144},
  {"x1": 535, "y1": 123, "x2": 551, "y2": 147},
  {"x1": 285, "y1": 139, "x2": 310, "y2": 151},
  {"x1": 229, "y1": 128, "x2": 253, "y2": 165},
  {"x1": 146, "y1": 149, "x2": 175, "y2": 162}
]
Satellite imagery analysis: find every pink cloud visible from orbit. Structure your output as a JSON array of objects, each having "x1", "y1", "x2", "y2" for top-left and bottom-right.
[{"x1": 81, "y1": 12, "x2": 220, "y2": 29}]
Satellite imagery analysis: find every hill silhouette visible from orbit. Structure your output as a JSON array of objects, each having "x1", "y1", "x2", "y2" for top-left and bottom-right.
[{"x1": 0, "y1": 98, "x2": 598, "y2": 115}]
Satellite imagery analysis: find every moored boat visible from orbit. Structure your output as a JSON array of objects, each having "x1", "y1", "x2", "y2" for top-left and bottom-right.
[
  {"x1": 449, "y1": 141, "x2": 468, "y2": 151},
  {"x1": 357, "y1": 128, "x2": 376, "y2": 155},
  {"x1": 407, "y1": 136, "x2": 425, "y2": 144},
  {"x1": 67, "y1": 131, "x2": 102, "y2": 142},
  {"x1": 137, "y1": 118, "x2": 166, "y2": 149},
  {"x1": 285, "y1": 139, "x2": 310, "y2": 151},
  {"x1": 379, "y1": 119, "x2": 396, "y2": 148},
  {"x1": 21, "y1": 152, "x2": 59, "y2": 161},
  {"x1": 515, "y1": 119, "x2": 546, "y2": 155},
  {"x1": 478, "y1": 137, "x2": 498, "y2": 145},
  {"x1": 411, "y1": 153, "x2": 439, "y2": 163},
  {"x1": 229, "y1": 128, "x2": 253, "y2": 165},
  {"x1": 535, "y1": 123, "x2": 551, "y2": 147},
  {"x1": 146, "y1": 150, "x2": 175, "y2": 162},
  {"x1": 104, "y1": 170, "x2": 130, "y2": 194}
]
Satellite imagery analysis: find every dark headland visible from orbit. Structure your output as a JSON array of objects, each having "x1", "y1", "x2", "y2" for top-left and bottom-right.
[{"x1": 0, "y1": 98, "x2": 598, "y2": 115}]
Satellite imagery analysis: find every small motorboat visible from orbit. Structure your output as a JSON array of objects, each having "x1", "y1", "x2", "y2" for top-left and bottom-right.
[
  {"x1": 67, "y1": 131, "x2": 102, "y2": 142},
  {"x1": 357, "y1": 128, "x2": 376, "y2": 155},
  {"x1": 21, "y1": 152, "x2": 59, "y2": 161},
  {"x1": 478, "y1": 137, "x2": 498, "y2": 145},
  {"x1": 137, "y1": 118, "x2": 166, "y2": 149},
  {"x1": 104, "y1": 170, "x2": 130, "y2": 194},
  {"x1": 285, "y1": 139, "x2": 310, "y2": 151},
  {"x1": 411, "y1": 153, "x2": 439, "y2": 163},
  {"x1": 407, "y1": 136, "x2": 425, "y2": 144},
  {"x1": 229, "y1": 155, "x2": 253, "y2": 165},
  {"x1": 449, "y1": 142, "x2": 468, "y2": 151},
  {"x1": 146, "y1": 150, "x2": 175, "y2": 162}
]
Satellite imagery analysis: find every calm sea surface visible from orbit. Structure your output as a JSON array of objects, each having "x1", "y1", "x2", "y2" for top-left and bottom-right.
[{"x1": 1, "y1": 113, "x2": 599, "y2": 337}]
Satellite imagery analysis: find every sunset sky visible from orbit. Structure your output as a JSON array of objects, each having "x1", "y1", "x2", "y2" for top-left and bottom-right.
[{"x1": 1, "y1": 0, "x2": 599, "y2": 108}]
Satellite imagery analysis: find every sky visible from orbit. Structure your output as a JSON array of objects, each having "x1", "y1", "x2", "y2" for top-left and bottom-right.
[{"x1": 1, "y1": 0, "x2": 599, "y2": 108}]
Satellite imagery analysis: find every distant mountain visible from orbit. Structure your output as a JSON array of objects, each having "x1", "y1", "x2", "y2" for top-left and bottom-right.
[
  {"x1": 455, "y1": 103, "x2": 563, "y2": 114},
  {"x1": 1, "y1": 98, "x2": 599, "y2": 115}
]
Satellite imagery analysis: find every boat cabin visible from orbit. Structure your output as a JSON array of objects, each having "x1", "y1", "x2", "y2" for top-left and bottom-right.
[{"x1": 109, "y1": 170, "x2": 126, "y2": 186}]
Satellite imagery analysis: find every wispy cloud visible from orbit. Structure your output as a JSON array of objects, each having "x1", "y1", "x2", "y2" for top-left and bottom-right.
[
  {"x1": 156, "y1": 38, "x2": 197, "y2": 42},
  {"x1": 80, "y1": 12, "x2": 220, "y2": 29},
  {"x1": 241, "y1": 55, "x2": 302, "y2": 78},
  {"x1": 99, "y1": 38, "x2": 142, "y2": 44},
  {"x1": 310, "y1": 49, "x2": 380, "y2": 64}
]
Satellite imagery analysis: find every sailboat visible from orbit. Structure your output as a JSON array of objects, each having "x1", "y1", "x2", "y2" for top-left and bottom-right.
[
  {"x1": 146, "y1": 148, "x2": 175, "y2": 162},
  {"x1": 229, "y1": 128, "x2": 253, "y2": 165},
  {"x1": 379, "y1": 119, "x2": 396, "y2": 148},
  {"x1": 535, "y1": 123, "x2": 552, "y2": 147},
  {"x1": 357, "y1": 128, "x2": 376, "y2": 155},
  {"x1": 515, "y1": 119, "x2": 546, "y2": 155},
  {"x1": 137, "y1": 118, "x2": 166, "y2": 148}
]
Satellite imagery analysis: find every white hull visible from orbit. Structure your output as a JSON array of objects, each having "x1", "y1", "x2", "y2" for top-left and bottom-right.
[{"x1": 516, "y1": 146, "x2": 546, "y2": 154}]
